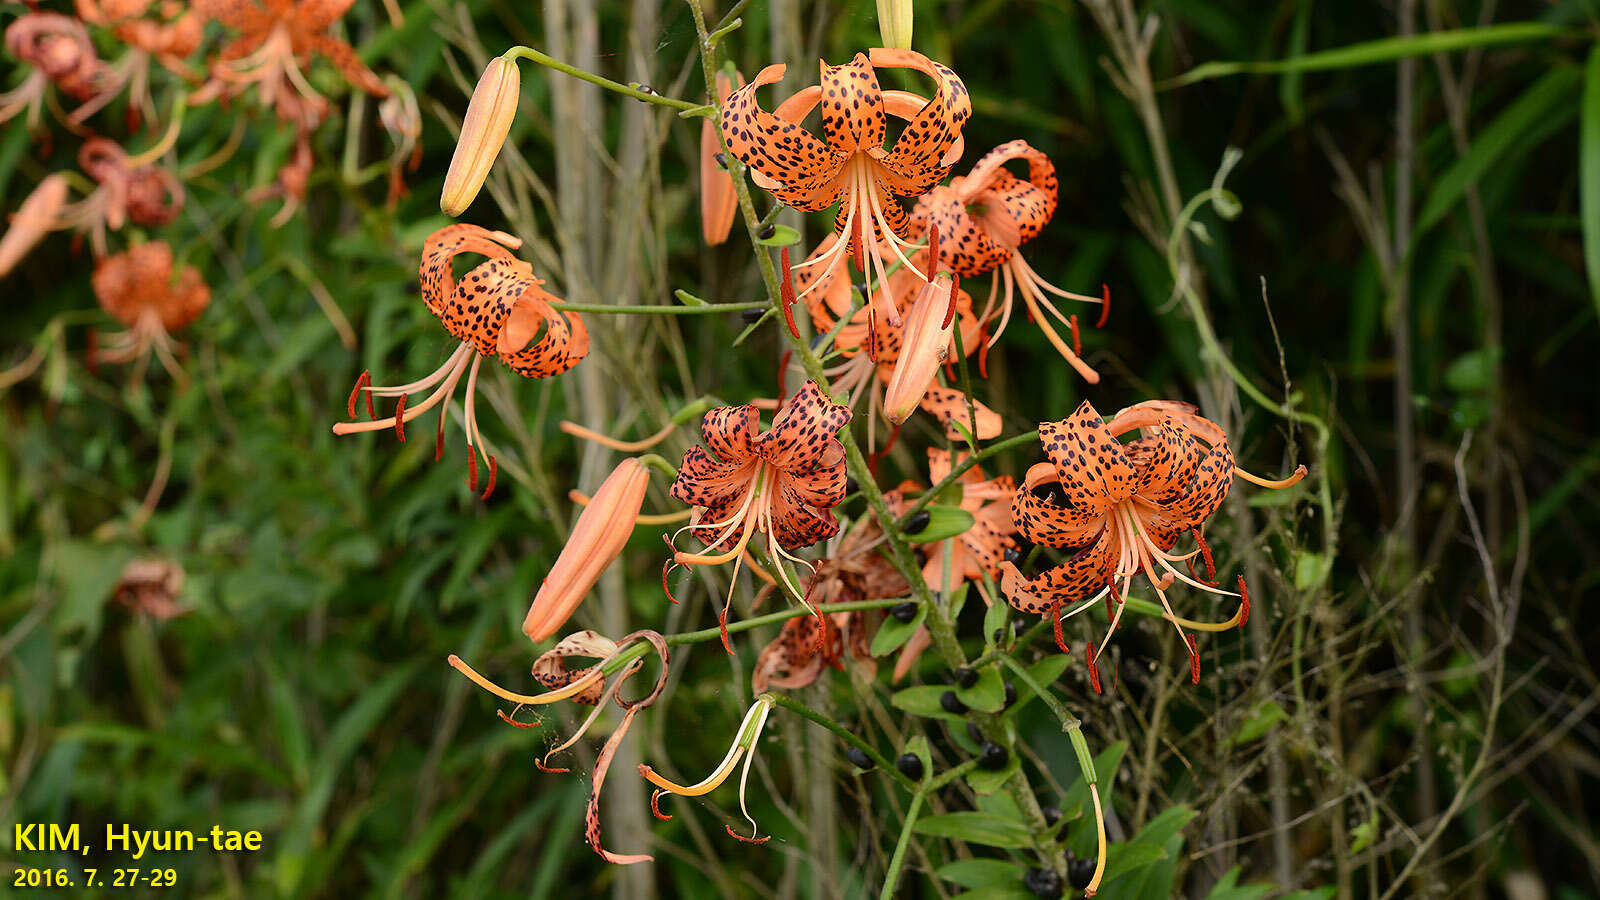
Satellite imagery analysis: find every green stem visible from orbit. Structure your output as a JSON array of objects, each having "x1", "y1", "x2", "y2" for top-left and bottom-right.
[
  {"x1": 554, "y1": 300, "x2": 769, "y2": 315},
  {"x1": 503, "y1": 46, "x2": 704, "y2": 113},
  {"x1": 879, "y1": 791, "x2": 926, "y2": 900}
]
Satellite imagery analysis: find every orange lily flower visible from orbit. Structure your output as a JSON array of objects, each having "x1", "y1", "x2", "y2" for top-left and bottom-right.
[
  {"x1": 192, "y1": 0, "x2": 390, "y2": 127},
  {"x1": 751, "y1": 515, "x2": 907, "y2": 691},
  {"x1": 700, "y1": 69, "x2": 743, "y2": 245},
  {"x1": 722, "y1": 49, "x2": 970, "y2": 326},
  {"x1": 914, "y1": 140, "x2": 1107, "y2": 382},
  {"x1": 0, "y1": 13, "x2": 104, "y2": 129},
  {"x1": 89, "y1": 241, "x2": 209, "y2": 381},
  {"x1": 332, "y1": 224, "x2": 588, "y2": 500},
  {"x1": 523, "y1": 458, "x2": 651, "y2": 643},
  {"x1": 999, "y1": 400, "x2": 1306, "y2": 690},
  {"x1": 892, "y1": 449, "x2": 1019, "y2": 681},
  {"x1": 72, "y1": 0, "x2": 203, "y2": 124},
  {"x1": 450, "y1": 629, "x2": 670, "y2": 865},
  {"x1": 667, "y1": 381, "x2": 851, "y2": 646}
]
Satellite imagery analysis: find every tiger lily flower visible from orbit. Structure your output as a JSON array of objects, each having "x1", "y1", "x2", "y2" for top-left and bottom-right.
[
  {"x1": 332, "y1": 224, "x2": 588, "y2": 500},
  {"x1": 440, "y1": 55, "x2": 519, "y2": 217},
  {"x1": 639, "y1": 694, "x2": 777, "y2": 844},
  {"x1": 523, "y1": 458, "x2": 651, "y2": 643},
  {"x1": 667, "y1": 381, "x2": 851, "y2": 648},
  {"x1": 999, "y1": 400, "x2": 1305, "y2": 690},
  {"x1": 88, "y1": 241, "x2": 210, "y2": 382},
  {"x1": 914, "y1": 140, "x2": 1106, "y2": 382},
  {"x1": 893, "y1": 449, "x2": 1018, "y2": 681},
  {"x1": 192, "y1": 0, "x2": 390, "y2": 127},
  {"x1": 700, "y1": 69, "x2": 743, "y2": 245},
  {"x1": 450, "y1": 629, "x2": 669, "y2": 864},
  {"x1": 0, "y1": 13, "x2": 104, "y2": 130},
  {"x1": 752, "y1": 515, "x2": 906, "y2": 691},
  {"x1": 722, "y1": 49, "x2": 970, "y2": 327}
]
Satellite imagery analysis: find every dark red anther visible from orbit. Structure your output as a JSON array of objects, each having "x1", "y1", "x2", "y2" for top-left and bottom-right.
[
  {"x1": 650, "y1": 791, "x2": 672, "y2": 821},
  {"x1": 865, "y1": 310, "x2": 879, "y2": 364},
  {"x1": 481, "y1": 455, "x2": 498, "y2": 500},
  {"x1": 1086, "y1": 642, "x2": 1102, "y2": 694},
  {"x1": 1097, "y1": 284, "x2": 1110, "y2": 328},
  {"x1": 496, "y1": 708, "x2": 542, "y2": 729},
  {"x1": 1186, "y1": 634, "x2": 1200, "y2": 684},
  {"x1": 811, "y1": 608, "x2": 828, "y2": 657},
  {"x1": 661, "y1": 556, "x2": 681, "y2": 605},
  {"x1": 1189, "y1": 527, "x2": 1219, "y2": 585},
  {"x1": 434, "y1": 412, "x2": 446, "y2": 462},
  {"x1": 467, "y1": 450, "x2": 478, "y2": 492},
  {"x1": 346, "y1": 370, "x2": 370, "y2": 418},
  {"x1": 880, "y1": 423, "x2": 902, "y2": 456},
  {"x1": 535, "y1": 758, "x2": 571, "y2": 774},
  {"x1": 1236, "y1": 575, "x2": 1251, "y2": 626},
  {"x1": 1069, "y1": 314, "x2": 1082, "y2": 356},
  {"x1": 925, "y1": 223, "x2": 940, "y2": 277},
  {"x1": 852, "y1": 216, "x2": 867, "y2": 275},
  {"x1": 779, "y1": 246, "x2": 801, "y2": 339},
  {"x1": 1051, "y1": 601, "x2": 1070, "y2": 655},
  {"x1": 940, "y1": 277, "x2": 958, "y2": 330},
  {"x1": 726, "y1": 824, "x2": 771, "y2": 845},
  {"x1": 392, "y1": 393, "x2": 407, "y2": 441},
  {"x1": 977, "y1": 325, "x2": 990, "y2": 378},
  {"x1": 719, "y1": 603, "x2": 734, "y2": 655}
]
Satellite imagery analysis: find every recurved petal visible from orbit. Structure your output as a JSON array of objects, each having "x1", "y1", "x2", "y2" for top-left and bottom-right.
[
  {"x1": 783, "y1": 448, "x2": 848, "y2": 508},
  {"x1": 1001, "y1": 526, "x2": 1115, "y2": 612},
  {"x1": 1039, "y1": 401, "x2": 1137, "y2": 514},
  {"x1": 1013, "y1": 463, "x2": 1105, "y2": 549},
  {"x1": 495, "y1": 277, "x2": 589, "y2": 379},
  {"x1": 670, "y1": 446, "x2": 753, "y2": 509},
  {"x1": 721, "y1": 63, "x2": 847, "y2": 197},
  {"x1": 919, "y1": 387, "x2": 1003, "y2": 441},
  {"x1": 769, "y1": 477, "x2": 842, "y2": 550},
  {"x1": 818, "y1": 52, "x2": 886, "y2": 153},
  {"x1": 1128, "y1": 421, "x2": 1205, "y2": 504},
  {"x1": 1144, "y1": 439, "x2": 1235, "y2": 534},
  {"x1": 307, "y1": 33, "x2": 389, "y2": 97},
  {"x1": 916, "y1": 185, "x2": 1011, "y2": 277},
  {"x1": 419, "y1": 224, "x2": 519, "y2": 316},
  {"x1": 870, "y1": 48, "x2": 970, "y2": 196},
  {"x1": 701, "y1": 404, "x2": 758, "y2": 463},
  {"x1": 754, "y1": 380, "x2": 852, "y2": 472},
  {"x1": 700, "y1": 69, "x2": 742, "y2": 244},
  {"x1": 961, "y1": 139, "x2": 1058, "y2": 245}
]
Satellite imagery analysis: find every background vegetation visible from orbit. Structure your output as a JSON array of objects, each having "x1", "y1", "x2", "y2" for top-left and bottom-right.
[{"x1": 2, "y1": 0, "x2": 1598, "y2": 897}]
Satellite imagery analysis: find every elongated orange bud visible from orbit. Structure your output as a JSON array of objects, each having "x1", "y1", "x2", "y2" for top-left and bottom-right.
[
  {"x1": 522, "y1": 458, "x2": 650, "y2": 643},
  {"x1": 883, "y1": 274, "x2": 954, "y2": 425},
  {"x1": 441, "y1": 56, "x2": 520, "y2": 217},
  {"x1": 700, "y1": 70, "x2": 741, "y2": 245},
  {"x1": 0, "y1": 174, "x2": 68, "y2": 278}
]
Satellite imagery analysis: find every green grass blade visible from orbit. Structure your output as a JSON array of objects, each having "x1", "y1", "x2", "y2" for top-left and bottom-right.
[{"x1": 1582, "y1": 45, "x2": 1600, "y2": 323}]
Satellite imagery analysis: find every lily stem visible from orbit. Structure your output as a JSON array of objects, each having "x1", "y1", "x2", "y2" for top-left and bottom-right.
[{"x1": 502, "y1": 45, "x2": 704, "y2": 113}]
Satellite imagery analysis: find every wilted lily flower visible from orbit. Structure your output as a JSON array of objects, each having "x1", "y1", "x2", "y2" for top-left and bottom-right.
[
  {"x1": 668, "y1": 381, "x2": 851, "y2": 647},
  {"x1": 639, "y1": 694, "x2": 777, "y2": 844},
  {"x1": 915, "y1": 140, "x2": 1107, "y2": 382},
  {"x1": 700, "y1": 69, "x2": 742, "y2": 245},
  {"x1": 523, "y1": 458, "x2": 651, "y2": 643},
  {"x1": 450, "y1": 630, "x2": 669, "y2": 865},
  {"x1": 111, "y1": 557, "x2": 187, "y2": 620},
  {"x1": 892, "y1": 449, "x2": 1018, "y2": 681},
  {"x1": 333, "y1": 224, "x2": 588, "y2": 499},
  {"x1": 1000, "y1": 400, "x2": 1306, "y2": 690},
  {"x1": 89, "y1": 241, "x2": 210, "y2": 381},
  {"x1": 722, "y1": 49, "x2": 970, "y2": 326},
  {"x1": 192, "y1": 0, "x2": 390, "y2": 127},
  {"x1": 440, "y1": 55, "x2": 519, "y2": 217},
  {"x1": 378, "y1": 79, "x2": 422, "y2": 206},
  {"x1": 0, "y1": 13, "x2": 104, "y2": 129}
]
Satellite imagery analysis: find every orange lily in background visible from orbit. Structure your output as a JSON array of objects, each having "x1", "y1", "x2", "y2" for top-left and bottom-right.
[
  {"x1": 892, "y1": 449, "x2": 1019, "y2": 681},
  {"x1": 73, "y1": 0, "x2": 203, "y2": 124},
  {"x1": 1000, "y1": 400, "x2": 1306, "y2": 690},
  {"x1": 110, "y1": 558, "x2": 188, "y2": 620},
  {"x1": 192, "y1": 0, "x2": 390, "y2": 128},
  {"x1": 332, "y1": 224, "x2": 588, "y2": 500},
  {"x1": 0, "y1": 13, "x2": 104, "y2": 129},
  {"x1": 667, "y1": 381, "x2": 852, "y2": 647},
  {"x1": 722, "y1": 49, "x2": 970, "y2": 326},
  {"x1": 523, "y1": 458, "x2": 651, "y2": 643},
  {"x1": 914, "y1": 140, "x2": 1107, "y2": 382},
  {"x1": 449, "y1": 630, "x2": 669, "y2": 865},
  {"x1": 700, "y1": 69, "x2": 743, "y2": 245},
  {"x1": 88, "y1": 241, "x2": 210, "y2": 381}
]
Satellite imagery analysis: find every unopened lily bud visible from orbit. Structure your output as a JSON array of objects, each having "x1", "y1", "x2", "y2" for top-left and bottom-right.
[
  {"x1": 884, "y1": 274, "x2": 956, "y2": 425},
  {"x1": 0, "y1": 174, "x2": 68, "y2": 278},
  {"x1": 875, "y1": 0, "x2": 913, "y2": 50},
  {"x1": 522, "y1": 458, "x2": 650, "y2": 643},
  {"x1": 441, "y1": 55, "x2": 520, "y2": 217}
]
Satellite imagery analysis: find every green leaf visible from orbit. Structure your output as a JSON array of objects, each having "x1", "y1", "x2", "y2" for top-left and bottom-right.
[
  {"x1": 50, "y1": 541, "x2": 134, "y2": 641},
  {"x1": 1163, "y1": 22, "x2": 1568, "y2": 89},
  {"x1": 1230, "y1": 700, "x2": 1288, "y2": 746},
  {"x1": 756, "y1": 224, "x2": 802, "y2": 247},
  {"x1": 914, "y1": 812, "x2": 1033, "y2": 848},
  {"x1": 1581, "y1": 45, "x2": 1600, "y2": 323},
  {"x1": 1199, "y1": 867, "x2": 1275, "y2": 900},
  {"x1": 870, "y1": 604, "x2": 926, "y2": 656},
  {"x1": 890, "y1": 685, "x2": 964, "y2": 722},
  {"x1": 965, "y1": 755, "x2": 1020, "y2": 795},
  {"x1": 905, "y1": 505, "x2": 975, "y2": 543},
  {"x1": 1416, "y1": 67, "x2": 1581, "y2": 238},
  {"x1": 936, "y1": 858, "x2": 1026, "y2": 890},
  {"x1": 1348, "y1": 810, "x2": 1379, "y2": 854},
  {"x1": 956, "y1": 667, "x2": 1006, "y2": 713},
  {"x1": 1444, "y1": 347, "x2": 1502, "y2": 393}
]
